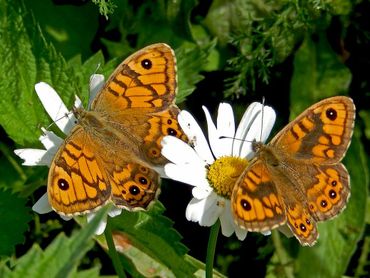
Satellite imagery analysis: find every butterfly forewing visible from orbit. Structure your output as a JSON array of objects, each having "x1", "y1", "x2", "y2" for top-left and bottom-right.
[
  {"x1": 269, "y1": 96, "x2": 355, "y2": 164},
  {"x1": 48, "y1": 127, "x2": 111, "y2": 215},
  {"x1": 91, "y1": 43, "x2": 177, "y2": 113}
]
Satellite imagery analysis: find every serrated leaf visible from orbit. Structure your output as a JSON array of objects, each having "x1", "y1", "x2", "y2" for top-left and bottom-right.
[
  {"x1": 0, "y1": 190, "x2": 32, "y2": 256},
  {"x1": 4, "y1": 206, "x2": 109, "y2": 278},
  {"x1": 0, "y1": 0, "x2": 80, "y2": 146}
]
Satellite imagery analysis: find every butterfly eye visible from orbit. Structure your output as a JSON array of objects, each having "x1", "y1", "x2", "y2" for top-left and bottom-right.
[
  {"x1": 328, "y1": 189, "x2": 337, "y2": 199},
  {"x1": 129, "y1": 185, "x2": 140, "y2": 195},
  {"x1": 299, "y1": 223, "x2": 307, "y2": 232},
  {"x1": 240, "y1": 199, "x2": 252, "y2": 211},
  {"x1": 320, "y1": 199, "x2": 328, "y2": 208},
  {"x1": 139, "y1": 166, "x2": 149, "y2": 174},
  {"x1": 138, "y1": 175, "x2": 148, "y2": 185},
  {"x1": 58, "y1": 178, "x2": 69, "y2": 191},
  {"x1": 325, "y1": 108, "x2": 337, "y2": 121},
  {"x1": 167, "y1": 127, "x2": 177, "y2": 136},
  {"x1": 141, "y1": 59, "x2": 152, "y2": 70}
]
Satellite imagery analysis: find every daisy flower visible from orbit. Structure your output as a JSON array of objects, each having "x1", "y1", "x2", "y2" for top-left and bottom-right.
[
  {"x1": 14, "y1": 74, "x2": 121, "y2": 235},
  {"x1": 161, "y1": 102, "x2": 276, "y2": 240}
]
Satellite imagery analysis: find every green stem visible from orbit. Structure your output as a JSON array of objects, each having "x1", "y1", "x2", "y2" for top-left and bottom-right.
[
  {"x1": 271, "y1": 230, "x2": 294, "y2": 278},
  {"x1": 206, "y1": 220, "x2": 220, "y2": 278},
  {"x1": 104, "y1": 217, "x2": 127, "y2": 278}
]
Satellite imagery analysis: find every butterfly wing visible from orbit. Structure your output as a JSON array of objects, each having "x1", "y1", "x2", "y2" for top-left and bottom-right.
[
  {"x1": 304, "y1": 163, "x2": 350, "y2": 222},
  {"x1": 91, "y1": 43, "x2": 186, "y2": 166},
  {"x1": 270, "y1": 96, "x2": 355, "y2": 164},
  {"x1": 48, "y1": 126, "x2": 111, "y2": 216},
  {"x1": 231, "y1": 159, "x2": 286, "y2": 232},
  {"x1": 109, "y1": 162, "x2": 160, "y2": 211},
  {"x1": 91, "y1": 43, "x2": 177, "y2": 113},
  {"x1": 284, "y1": 196, "x2": 319, "y2": 247}
]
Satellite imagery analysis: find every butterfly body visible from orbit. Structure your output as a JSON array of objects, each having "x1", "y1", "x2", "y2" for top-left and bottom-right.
[
  {"x1": 232, "y1": 96, "x2": 355, "y2": 246},
  {"x1": 47, "y1": 44, "x2": 186, "y2": 216}
]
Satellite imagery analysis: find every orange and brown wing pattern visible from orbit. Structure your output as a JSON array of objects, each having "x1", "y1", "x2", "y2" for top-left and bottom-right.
[
  {"x1": 48, "y1": 127, "x2": 111, "y2": 216},
  {"x1": 305, "y1": 163, "x2": 350, "y2": 222},
  {"x1": 285, "y1": 201, "x2": 318, "y2": 246},
  {"x1": 143, "y1": 106, "x2": 188, "y2": 165},
  {"x1": 270, "y1": 96, "x2": 355, "y2": 164},
  {"x1": 92, "y1": 43, "x2": 177, "y2": 113},
  {"x1": 232, "y1": 160, "x2": 286, "y2": 232},
  {"x1": 109, "y1": 163, "x2": 160, "y2": 210}
]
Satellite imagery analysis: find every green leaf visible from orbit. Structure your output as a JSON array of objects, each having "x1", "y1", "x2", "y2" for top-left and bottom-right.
[
  {"x1": 3, "y1": 206, "x2": 109, "y2": 277},
  {"x1": 176, "y1": 41, "x2": 216, "y2": 103},
  {"x1": 25, "y1": 1, "x2": 99, "y2": 59},
  {"x1": 0, "y1": 190, "x2": 32, "y2": 256},
  {"x1": 0, "y1": 0, "x2": 80, "y2": 146},
  {"x1": 102, "y1": 0, "x2": 195, "y2": 58},
  {"x1": 359, "y1": 110, "x2": 370, "y2": 140},
  {"x1": 93, "y1": 202, "x2": 198, "y2": 277},
  {"x1": 290, "y1": 33, "x2": 352, "y2": 116}
]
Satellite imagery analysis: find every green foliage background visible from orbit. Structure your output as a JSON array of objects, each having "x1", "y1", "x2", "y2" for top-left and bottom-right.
[{"x1": 0, "y1": 0, "x2": 369, "y2": 277}]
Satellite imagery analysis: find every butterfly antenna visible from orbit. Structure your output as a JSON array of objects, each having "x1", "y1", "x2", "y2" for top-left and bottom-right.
[
  {"x1": 260, "y1": 96, "x2": 265, "y2": 142},
  {"x1": 45, "y1": 110, "x2": 74, "y2": 131},
  {"x1": 219, "y1": 136, "x2": 253, "y2": 143}
]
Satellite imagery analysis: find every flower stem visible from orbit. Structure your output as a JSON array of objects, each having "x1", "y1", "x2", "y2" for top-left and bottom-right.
[
  {"x1": 206, "y1": 220, "x2": 220, "y2": 278},
  {"x1": 104, "y1": 217, "x2": 127, "y2": 278}
]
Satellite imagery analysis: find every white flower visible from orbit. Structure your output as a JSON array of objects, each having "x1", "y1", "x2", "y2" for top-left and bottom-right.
[
  {"x1": 161, "y1": 102, "x2": 276, "y2": 240},
  {"x1": 14, "y1": 74, "x2": 121, "y2": 235}
]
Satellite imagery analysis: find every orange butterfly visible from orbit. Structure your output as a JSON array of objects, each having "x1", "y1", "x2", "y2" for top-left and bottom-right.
[{"x1": 47, "y1": 44, "x2": 186, "y2": 216}]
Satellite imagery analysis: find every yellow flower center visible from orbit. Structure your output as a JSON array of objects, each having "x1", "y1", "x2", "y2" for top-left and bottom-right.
[{"x1": 207, "y1": 156, "x2": 249, "y2": 199}]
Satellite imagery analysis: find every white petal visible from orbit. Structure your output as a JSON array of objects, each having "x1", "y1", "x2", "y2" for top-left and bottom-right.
[
  {"x1": 60, "y1": 215, "x2": 72, "y2": 221},
  {"x1": 32, "y1": 193, "x2": 53, "y2": 214},
  {"x1": 87, "y1": 212, "x2": 107, "y2": 235},
  {"x1": 192, "y1": 186, "x2": 212, "y2": 199},
  {"x1": 203, "y1": 104, "x2": 235, "y2": 158},
  {"x1": 14, "y1": 149, "x2": 52, "y2": 166},
  {"x1": 259, "y1": 105, "x2": 276, "y2": 143},
  {"x1": 199, "y1": 194, "x2": 224, "y2": 226},
  {"x1": 35, "y1": 82, "x2": 76, "y2": 134},
  {"x1": 74, "y1": 95, "x2": 83, "y2": 109},
  {"x1": 164, "y1": 163, "x2": 209, "y2": 187},
  {"x1": 233, "y1": 102, "x2": 261, "y2": 156},
  {"x1": 161, "y1": 136, "x2": 203, "y2": 165},
  {"x1": 152, "y1": 166, "x2": 166, "y2": 178},
  {"x1": 40, "y1": 128, "x2": 63, "y2": 151},
  {"x1": 234, "y1": 103, "x2": 276, "y2": 159},
  {"x1": 186, "y1": 195, "x2": 217, "y2": 225},
  {"x1": 218, "y1": 201, "x2": 235, "y2": 237},
  {"x1": 178, "y1": 111, "x2": 214, "y2": 164},
  {"x1": 234, "y1": 225, "x2": 248, "y2": 240},
  {"x1": 108, "y1": 207, "x2": 122, "y2": 218},
  {"x1": 219, "y1": 200, "x2": 247, "y2": 240},
  {"x1": 261, "y1": 230, "x2": 271, "y2": 236},
  {"x1": 89, "y1": 74, "x2": 105, "y2": 108}
]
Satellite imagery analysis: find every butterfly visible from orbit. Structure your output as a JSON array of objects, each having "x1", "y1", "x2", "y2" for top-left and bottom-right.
[
  {"x1": 231, "y1": 96, "x2": 355, "y2": 246},
  {"x1": 48, "y1": 43, "x2": 187, "y2": 216}
]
